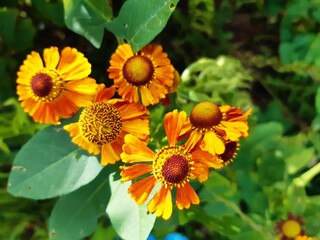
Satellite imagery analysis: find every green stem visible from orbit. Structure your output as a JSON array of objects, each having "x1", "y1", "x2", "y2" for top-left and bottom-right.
[{"x1": 294, "y1": 162, "x2": 320, "y2": 187}]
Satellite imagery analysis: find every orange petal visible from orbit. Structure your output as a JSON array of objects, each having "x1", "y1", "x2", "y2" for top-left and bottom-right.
[
  {"x1": 43, "y1": 46, "x2": 60, "y2": 69},
  {"x1": 53, "y1": 94, "x2": 78, "y2": 118},
  {"x1": 64, "y1": 77, "x2": 98, "y2": 95},
  {"x1": 120, "y1": 164, "x2": 152, "y2": 181},
  {"x1": 101, "y1": 143, "x2": 120, "y2": 165},
  {"x1": 122, "y1": 119, "x2": 150, "y2": 141},
  {"x1": 147, "y1": 186, "x2": 172, "y2": 220},
  {"x1": 64, "y1": 123, "x2": 100, "y2": 155},
  {"x1": 191, "y1": 150, "x2": 223, "y2": 169},
  {"x1": 118, "y1": 102, "x2": 149, "y2": 120},
  {"x1": 128, "y1": 176, "x2": 157, "y2": 204},
  {"x1": 57, "y1": 47, "x2": 91, "y2": 80},
  {"x1": 176, "y1": 183, "x2": 200, "y2": 210},
  {"x1": 201, "y1": 131, "x2": 225, "y2": 155},
  {"x1": 117, "y1": 83, "x2": 139, "y2": 103},
  {"x1": 184, "y1": 129, "x2": 203, "y2": 151},
  {"x1": 120, "y1": 164, "x2": 152, "y2": 182},
  {"x1": 140, "y1": 85, "x2": 158, "y2": 106},
  {"x1": 164, "y1": 110, "x2": 188, "y2": 146},
  {"x1": 121, "y1": 134, "x2": 155, "y2": 163},
  {"x1": 94, "y1": 84, "x2": 116, "y2": 102},
  {"x1": 63, "y1": 89, "x2": 95, "y2": 107},
  {"x1": 191, "y1": 162, "x2": 210, "y2": 182}
]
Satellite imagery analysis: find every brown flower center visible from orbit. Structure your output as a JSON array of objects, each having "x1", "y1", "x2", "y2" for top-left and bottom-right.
[
  {"x1": 122, "y1": 55, "x2": 154, "y2": 86},
  {"x1": 31, "y1": 73, "x2": 53, "y2": 97},
  {"x1": 190, "y1": 102, "x2": 222, "y2": 128},
  {"x1": 162, "y1": 155, "x2": 189, "y2": 184},
  {"x1": 153, "y1": 146, "x2": 193, "y2": 188},
  {"x1": 219, "y1": 141, "x2": 237, "y2": 164},
  {"x1": 79, "y1": 102, "x2": 122, "y2": 145}
]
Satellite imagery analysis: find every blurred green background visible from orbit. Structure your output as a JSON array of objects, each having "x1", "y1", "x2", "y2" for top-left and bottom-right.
[{"x1": 1, "y1": 0, "x2": 320, "y2": 239}]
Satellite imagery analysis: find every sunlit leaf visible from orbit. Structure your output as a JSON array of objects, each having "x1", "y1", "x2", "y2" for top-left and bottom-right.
[
  {"x1": 49, "y1": 166, "x2": 113, "y2": 240},
  {"x1": 105, "y1": 0, "x2": 179, "y2": 52},
  {"x1": 106, "y1": 174, "x2": 156, "y2": 240},
  {"x1": 8, "y1": 124, "x2": 103, "y2": 200}
]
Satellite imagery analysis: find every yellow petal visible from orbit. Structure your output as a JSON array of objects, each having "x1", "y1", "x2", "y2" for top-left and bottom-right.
[
  {"x1": 43, "y1": 46, "x2": 59, "y2": 69},
  {"x1": 201, "y1": 131, "x2": 225, "y2": 155},
  {"x1": 164, "y1": 110, "x2": 187, "y2": 146},
  {"x1": 128, "y1": 176, "x2": 157, "y2": 205}
]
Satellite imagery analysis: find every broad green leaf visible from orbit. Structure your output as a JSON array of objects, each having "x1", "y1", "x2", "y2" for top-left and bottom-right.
[
  {"x1": 106, "y1": 174, "x2": 156, "y2": 240},
  {"x1": 285, "y1": 147, "x2": 314, "y2": 175},
  {"x1": 49, "y1": 166, "x2": 113, "y2": 240},
  {"x1": 63, "y1": 0, "x2": 113, "y2": 48},
  {"x1": 105, "y1": 0, "x2": 179, "y2": 52},
  {"x1": 8, "y1": 124, "x2": 103, "y2": 200}
]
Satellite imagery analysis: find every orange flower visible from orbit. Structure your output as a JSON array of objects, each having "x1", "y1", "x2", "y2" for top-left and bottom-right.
[
  {"x1": 295, "y1": 236, "x2": 316, "y2": 240},
  {"x1": 17, "y1": 47, "x2": 98, "y2": 124},
  {"x1": 185, "y1": 102, "x2": 251, "y2": 155},
  {"x1": 64, "y1": 84, "x2": 149, "y2": 165},
  {"x1": 274, "y1": 212, "x2": 305, "y2": 240},
  {"x1": 120, "y1": 110, "x2": 223, "y2": 220},
  {"x1": 107, "y1": 43, "x2": 174, "y2": 106}
]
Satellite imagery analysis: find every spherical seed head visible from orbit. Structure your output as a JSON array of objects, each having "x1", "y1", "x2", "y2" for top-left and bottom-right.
[
  {"x1": 123, "y1": 55, "x2": 154, "y2": 86},
  {"x1": 190, "y1": 102, "x2": 222, "y2": 128},
  {"x1": 162, "y1": 154, "x2": 189, "y2": 184}
]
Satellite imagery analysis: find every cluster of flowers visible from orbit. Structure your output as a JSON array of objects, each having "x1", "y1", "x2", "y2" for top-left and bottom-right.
[
  {"x1": 16, "y1": 44, "x2": 251, "y2": 220},
  {"x1": 274, "y1": 212, "x2": 316, "y2": 240}
]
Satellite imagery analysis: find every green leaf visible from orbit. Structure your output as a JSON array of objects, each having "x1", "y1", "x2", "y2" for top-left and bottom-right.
[
  {"x1": 0, "y1": 8, "x2": 18, "y2": 43},
  {"x1": 48, "y1": 166, "x2": 113, "y2": 240},
  {"x1": 315, "y1": 86, "x2": 320, "y2": 115},
  {"x1": 7, "y1": 124, "x2": 103, "y2": 200},
  {"x1": 105, "y1": 0, "x2": 179, "y2": 52},
  {"x1": 63, "y1": 0, "x2": 113, "y2": 48},
  {"x1": 285, "y1": 147, "x2": 314, "y2": 175},
  {"x1": 31, "y1": 0, "x2": 64, "y2": 27},
  {"x1": 106, "y1": 174, "x2": 156, "y2": 240}
]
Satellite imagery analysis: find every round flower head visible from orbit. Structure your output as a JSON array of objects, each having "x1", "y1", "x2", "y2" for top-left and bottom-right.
[
  {"x1": 120, "y1": 110, "x2": 223, "y2": 220},
  {"x1": 17, "y1": 47, "x2": 98, "y2": 124},
  {"x1": 107, "y1": 43, "x2": 174, "y2": 106},
  {"x1": 274, "y1": 212, "x2": 305, "y2": 240},
  {"x1": 64, "y1": 84, "x2": 150, "y2": 165},
  {"x1": 185, "y1": 102, "x2": 252, "y2": 155}
]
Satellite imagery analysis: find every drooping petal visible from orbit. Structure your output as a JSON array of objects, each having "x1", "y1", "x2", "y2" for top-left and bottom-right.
[
  {"x1": 101, "y1": 143, "x2": 120, "y2": 165},
  {"x1": 64, "y1": 123, "x2": 100, "y2": 155},
  {"x1": 122, "y1": 118, "x2": 149, "y2": 141},
  {"x1": 191, "y1": 149, "x2": 223, "y2": 169},
  {"x1": 164, "y1": 110, "x2": 188, "y2": 146},
  {"x1": 94, "y1": 84, "x2": 116, "y2": 102},
  {"x1": 121, "y1": 134, "x2": 155, "y2": 163},
  {"x1": 128, "y1": 176, "x2": 157, "y2": 204},
  {"x1": 120, "y1": 164, "x2": 152, "y2": 181},
  {"x1": 201, "y1": 131, "x2": 225, "y2": 155},
  {"x1": 191, "y1": 162, "x2": 210, "y2": 182},
  {"x1": 184, "y1": 130, "x2": 203, "y2": 151},
  {"x1": 147, "y1": 186, "x2": 172, "y2": 220},
  {"x1": 118, "y1": 102, "x2": 149, "y2": 120},
  {"x1": 176, "y1": 183, "x2": 200, "y2": 210}
]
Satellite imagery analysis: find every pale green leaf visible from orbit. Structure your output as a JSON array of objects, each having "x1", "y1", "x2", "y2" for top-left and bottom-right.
[
  {"x1": 106, "y1": 174, "x2": 156, "y2": 240},
  {"x1": 8, "y1": 125, "x2": 103, "y2": 200}
]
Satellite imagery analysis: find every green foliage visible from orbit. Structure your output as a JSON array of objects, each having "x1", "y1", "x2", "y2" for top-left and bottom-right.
[
  {"x1": 105, "y1": 0, "x2": 179, "y2": 52},
  {"x1": 63, "y1": 0, "x2": 113, "y2": 48},
  {"x1": 49, "y1": 166, "x2": 113, "y2": 240},
  {"x1": 2, "y1": 0, "x2": 320, "y2": 239},
  {"x1": 178, "y1": 56, "x2": 252, "y2": 108},
  {"x1": 106, "y1": 175, "x2": 156, "y2": 240},
  {"x1": 8, "y1": 123, "x2": 103, "y2": 200}
]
